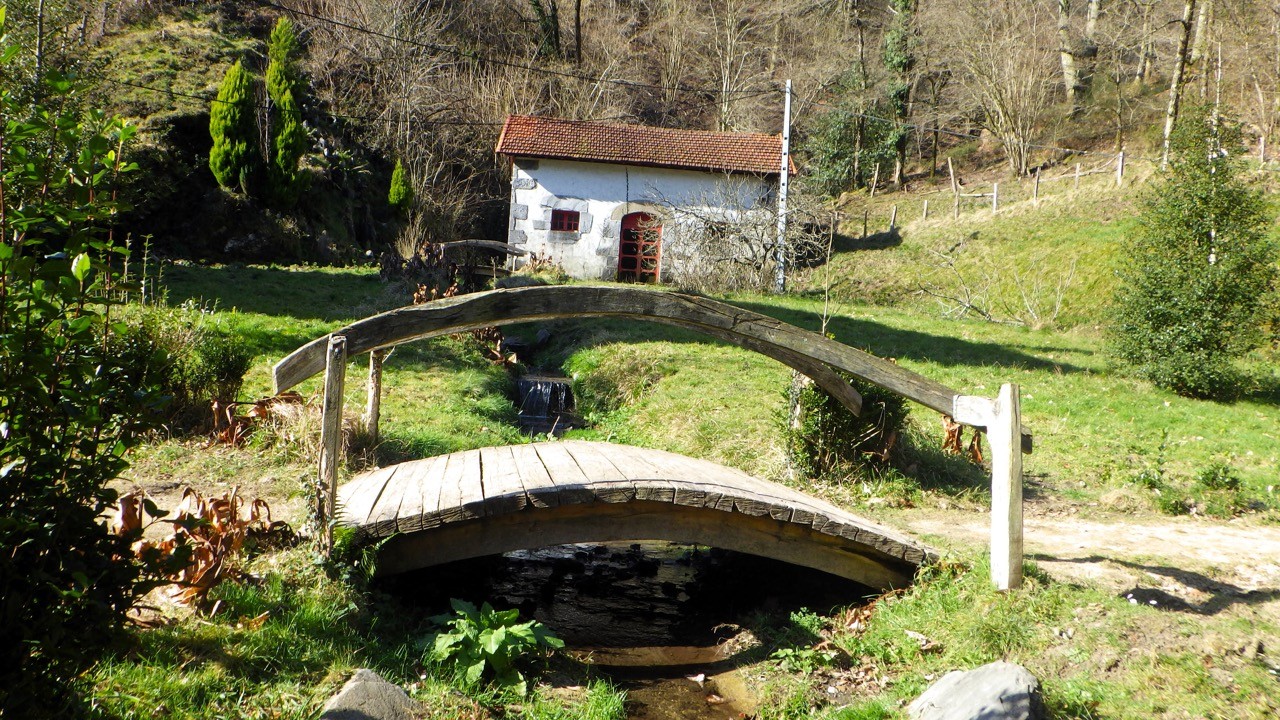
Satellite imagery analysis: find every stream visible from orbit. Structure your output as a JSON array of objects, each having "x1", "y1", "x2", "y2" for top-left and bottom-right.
[{"x1": 380, "y1": 542, "x2": 875, "y2": 719}]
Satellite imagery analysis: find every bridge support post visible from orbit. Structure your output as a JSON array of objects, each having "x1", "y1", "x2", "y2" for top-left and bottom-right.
[
  {"x1": 989, "y1": 383, "x2": 1023, "y2": 590},
  {"x1": 319, "y1": 335, "x2": 348, "y2": 555},
  {"x1": 365, "y1": 348, "x2": 386, "y2": 446}
]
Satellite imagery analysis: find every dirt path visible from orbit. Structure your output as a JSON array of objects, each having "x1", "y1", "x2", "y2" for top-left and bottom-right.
[{"x1": 898, "y1": 509, "x2": 1280, "y2": 617}]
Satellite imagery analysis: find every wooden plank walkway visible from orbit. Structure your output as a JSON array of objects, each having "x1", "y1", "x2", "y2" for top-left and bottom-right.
[{"x1": 338, "y1": 440, "x2": 936, "y2": 590}]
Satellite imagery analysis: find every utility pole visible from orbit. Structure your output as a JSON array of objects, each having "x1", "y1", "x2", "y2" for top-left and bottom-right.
[{"x1": 774, "y1": 79, "x2": 792, "y2": 294}]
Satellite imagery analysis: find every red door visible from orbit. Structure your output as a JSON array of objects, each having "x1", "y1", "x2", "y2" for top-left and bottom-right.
[{"x1": 618, "y1": 212, "x2": 661, "y2": 283}]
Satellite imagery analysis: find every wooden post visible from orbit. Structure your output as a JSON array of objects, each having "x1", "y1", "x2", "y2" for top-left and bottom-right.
[
  {"x1": 365, "y1": 348, "x2": 386, "y2": 446},
  {"x1": 953, "y1": 190, "x2": 960, "y2": 220},
  {"x1": 1033, "y1": 168, "x2": 1041, "y2": 205},
  {"x1": 1074, "y1": 162, "x2": 1081, "y2": 190},
  {"x1": 992, "y1": 183, "x2": 999, "y2": 213},
  {"x1": 889, "y1": 204, "x2": 898, "y2": 231},
  {"x1": 318, "y1": 334, "x2": 348, "y2": 555},
  {"x1": 989, "y1": 383, "x2": 1024, "y2": 591},
  {"x1": 922, "y1": 199, "x2": 929, "y2": 220},
  {"x1": 947, "y1": 157, "x2": 958, "y2": 194},
  {"x1": 1116, "y1": 150, "x2": 1125, "y2": 187},
  {"x1": 862, "y1": 209, "x2": 869, "y2": 238},
  {"x1": 870, "y1": 163, "x2": 880, "y2": 198}
]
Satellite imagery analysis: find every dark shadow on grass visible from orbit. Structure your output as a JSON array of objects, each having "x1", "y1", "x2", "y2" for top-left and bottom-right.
[
  {"x1": 161, "y1": 263, "x2": 387, "y2": 323},
  {"x1": 1025, "y1": 554, "x2": 1280, "y2": 616},
  {"x1": 832, "y1": 227, "x2": 902, "y2": 252},
  {"x1": 731, "y1": 300, "x2": 1089, "y2": 374}
]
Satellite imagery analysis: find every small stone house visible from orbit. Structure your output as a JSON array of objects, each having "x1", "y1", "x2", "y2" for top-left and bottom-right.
[{"x1": 495, "y1": 115, "x2": 793, "y2": 282}]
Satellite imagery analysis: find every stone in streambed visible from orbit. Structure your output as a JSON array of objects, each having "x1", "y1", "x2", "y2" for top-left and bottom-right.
[{"x1": 907, "y1": 661, "x2": 1044, "y2": 720}]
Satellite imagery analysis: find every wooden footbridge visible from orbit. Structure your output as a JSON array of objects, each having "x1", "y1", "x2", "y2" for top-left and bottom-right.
[{"x1": 274, "y1": 285, "x2": 1031, "y2": 590}]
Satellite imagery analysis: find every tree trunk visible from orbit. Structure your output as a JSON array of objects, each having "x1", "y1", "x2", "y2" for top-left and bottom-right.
[
  {"x1": 1162, "y1": 0, "x2": 1198, "y2": 168},
  {"x1": 1057, "y1": 0, "x2": 1081, "y2": 113},
  {"x1": 574, "y1": 0, "x2": 582, "y2": 65}
]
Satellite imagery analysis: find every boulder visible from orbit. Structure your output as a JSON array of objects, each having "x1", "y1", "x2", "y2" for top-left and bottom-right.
[
  {"x1": 907, "y1": 661, "x2": 1044, "y2": 720},
  {"x1": 320, "y1": 669, "x2": 423, "y2": 720}
]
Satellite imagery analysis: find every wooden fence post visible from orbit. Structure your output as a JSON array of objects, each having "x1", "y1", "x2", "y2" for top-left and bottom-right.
[
  {"x1": 862, "y1": 209, "x2": 869, "y2": 238},
  {"x1": 1033, "y1": 168, "x2": 1041, "y2": 205},
  {"x1": 953, "y1": 190, "x2": 960, "y2": 220},
  {"x1": 870, "y1": 163, "x2": 880, "y2": 198},
  {"x1": 1074, "y1": 162, "x2": 1081, "y2": 190},
  {"x1": 989, "y1": 383, "x2": 1024, "y2": 591},
  {"x1": 947, "y1": 157, "x2": 958, "y2": 195},
  {"x1": 365, "y1": 348, "x2": 386, "y2": 446},
  {"x1": 318, "y1": 334, "x2": 348, "y2": 555},
  {"x1": 889, "y1": 204, "x2": 898, "y2": 231},
  {"x1": 922, "y1": 199, "x2": 929, "y2": 220},
  {"x1": 992, "y1": 183, "x2": 999, "y2": 213},
  {"x1": 1116, "y1": 150, "x2": 1126, "y2": 187}
]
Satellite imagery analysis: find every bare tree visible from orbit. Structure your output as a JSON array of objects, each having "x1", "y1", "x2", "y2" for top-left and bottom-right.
[
  {"x1": 921, "y1": 0, "x2": 1057, "y2": 176},
  {"x1": 1161, "y1": 0, "x2": 1198, "y2": 167}
]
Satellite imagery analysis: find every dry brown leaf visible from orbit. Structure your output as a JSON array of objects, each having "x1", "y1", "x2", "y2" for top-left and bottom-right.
[{"x1": 941, "y1": 415, "x2": 964, "y2": 454}]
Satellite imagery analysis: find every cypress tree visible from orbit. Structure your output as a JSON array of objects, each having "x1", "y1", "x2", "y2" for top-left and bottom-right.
[
  {"x1": 1112, "y1": 106, "x2": 1277, "y2": 399},
  {"x1": 266, "y1": 17, "x2": 306, "y2": 206},
  {"x1": 208, "y1": 60, "x2": 258, "y2": 192},
  {"x1": 388, "y1": 159, "x2": 413, "y2": 211}
]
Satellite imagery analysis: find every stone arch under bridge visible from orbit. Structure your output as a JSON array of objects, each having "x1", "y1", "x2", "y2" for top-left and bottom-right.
[{"x1": 273, "y1": 285, "x2": 1031, "y2": 590}]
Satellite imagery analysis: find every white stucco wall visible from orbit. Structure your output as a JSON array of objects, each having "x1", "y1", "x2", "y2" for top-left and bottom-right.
[{"x1": 506, "y1": 158, "x2": 776, "y2": 281}]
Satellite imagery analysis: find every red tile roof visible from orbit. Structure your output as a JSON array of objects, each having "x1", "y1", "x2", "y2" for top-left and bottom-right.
[{"x1": 496, "y1": 115, "x2": 795, "y2": 176}]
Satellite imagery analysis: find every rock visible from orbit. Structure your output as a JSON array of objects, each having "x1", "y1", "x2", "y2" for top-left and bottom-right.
[
  {"x1": 907, "y1": 661, "x2": 1044, "y2": 720},
  {"x1": 320, "y1": 669, "x2": 423, "y2": 720}
]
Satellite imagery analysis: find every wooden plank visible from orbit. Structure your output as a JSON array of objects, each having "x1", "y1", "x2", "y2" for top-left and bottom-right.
[
  {"x1": 598, "y1": 444, "x2": 676, "y2": 503},
  {"x1": 338, "y1": 466, "x2": 394, "y2": 527},
  {"x1": 510, "y1": 443, "x2": 559, "y2": 508},
  {"x1": 317, "y1": 335, "x2": 347, "y2": 554},
  {"x1": 561, "y1": 441, "x2": 636, "y2": 503},
  {"x1": 394, "y1": 456, "x2": 448, "y2": 534},
  {"x1": 399, "y1": 454, "x2": 450, "y2": 533},
  {"x1": 364, "y1": 459, "x2": 427, "y2": 537},
  {"x1": 989, "y1": 383, "x2": 1024, "y2": 591},
  {"x1": 479, "y1": 445, "x2": 528, "y2": 516},
  {"x1": 531, "y1": 442, "x2": 595, "y2": 505},
  {"x1": 364, "y1": 349, "x2": 386, "y2": 445}
]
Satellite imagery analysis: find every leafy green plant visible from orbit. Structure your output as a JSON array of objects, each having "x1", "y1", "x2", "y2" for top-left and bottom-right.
[
  {"x1": 783, "y1": 369, "x2": 908, "y2": 479},
  {"x1": 424, "y1": 599, "x2": 564, "y2": 695},
  {"x1": 771, "y1": 646, "x2": 840, "y2": 674},
  {"x1": 1111, "y1": 106, "x2": 1278, "y2": 399},
  {"x1": 1195, "y1": 459, "x2": 1241, "y2": 491},
  {"x1": 0, "y1": 16, "x2": 167, "y2": 715}
]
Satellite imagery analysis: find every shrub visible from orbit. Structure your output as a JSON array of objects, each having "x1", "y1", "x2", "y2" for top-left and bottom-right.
[
  {"x1": 423, "y1": 599, "x2": 564, "y2": 695},
  {"x1": 266, "y1": 18, "x2": 307, "y2": 207},
  {"x1": 209, "y1": 60, "x2": 260, "y2": 193},
  {"x1": 113, "y1": 302, "x2": 254, "y2": 432},
  {"x1": 0, "y1": 24, "x2": 164, "y2": 715},
  {"x1": 388, "y1": 158, "x2": 413, "y2": 211},
  {"x1": 783, "y1": 370, "x2": 908, "y2": 479},
  {"x1": 1111, "y1": 106, "x2": 1278, "y2": 399}
]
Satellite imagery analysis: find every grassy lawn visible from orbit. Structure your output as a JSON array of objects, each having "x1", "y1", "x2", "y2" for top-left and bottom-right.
[{"x1": 92, "y1": 262, "x2": 1280, "y2": 719}]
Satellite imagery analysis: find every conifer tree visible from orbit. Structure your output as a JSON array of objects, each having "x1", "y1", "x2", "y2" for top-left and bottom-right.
[
  {"x1": 266, "y1": 17, "x2": 307, "y2": 206},
  {"x1": 1112, "y1": 106, "x2": 1277, "y2": 398},
  {"x1": 388, "y1": 159, "x2": 413, "y2": 212},
  {"x1": 208, "y1": 60, "x2": 258, "y2": 192}
]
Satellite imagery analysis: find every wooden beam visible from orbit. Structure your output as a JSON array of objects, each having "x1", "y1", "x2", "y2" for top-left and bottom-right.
[
  {"x1": 438, "y1": 239, "x2": 529, "y2": 256},
  {"x1": 365, "y1": 348, "x2": 386, "y2": 446},
  {"x1": 988, "y1": 383, "x2": 1024, "y2": 591},
  {"x1": 318, "y1": 335, "x2": 348, "y2": 555},
  {"x1": 271, "y1": 287, "x2": 1028, "y2": 446}
]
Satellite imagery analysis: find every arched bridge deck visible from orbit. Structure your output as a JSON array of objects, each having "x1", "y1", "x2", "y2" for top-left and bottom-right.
[{"x1": 340, "y1": 440, "x2": 936, "y2": 590}]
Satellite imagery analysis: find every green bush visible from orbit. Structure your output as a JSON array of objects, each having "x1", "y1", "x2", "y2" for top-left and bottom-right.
[
  {"x1": 423, "y1": 599, "x2": 564, "y2": 695},
  {"x1": 1111, "y1": 106, "x2": 1278, "y2": 399},
  {"x1": 266, "y1": 18, "x2": 307, "y2": 207},
  {"x1": 783, "y1": 370, "x2": 908, "y2": 479},
  {"x1": 113, "y1": 302, "x2": 254, "y2": 432},
  {"x1": 209, "y1": 59, "x2": 260, "y2": 193},
  {"x1": 388, "y1": 158, "x2": 413, "y2": 211},
  {"x1": 0, "y1": 21, "x2": 167, "y2": 716}
]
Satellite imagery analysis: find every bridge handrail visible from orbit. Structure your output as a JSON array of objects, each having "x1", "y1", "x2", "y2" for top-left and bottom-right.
[{"x1": 272, "y1": 285, "x2": 1029, "y2": 447}]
